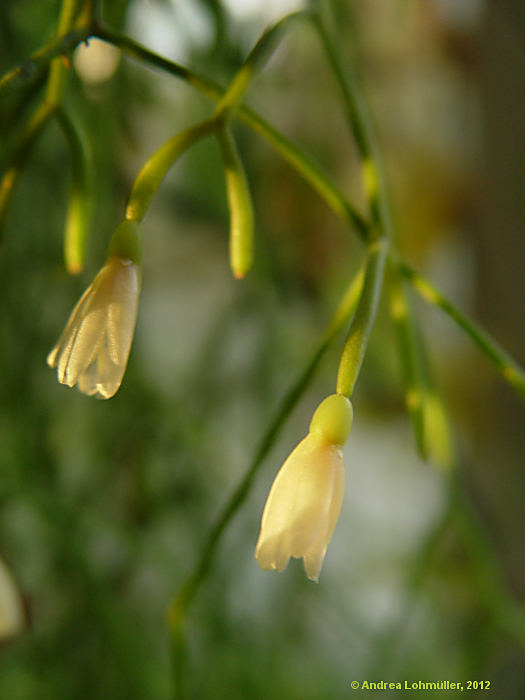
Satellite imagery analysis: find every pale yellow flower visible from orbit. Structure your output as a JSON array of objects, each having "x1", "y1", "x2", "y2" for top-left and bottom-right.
[
  {"x1": 47, "y1": 256, "x2": 140, "y2": 399},
  {"x1": 255, "y1": 394, "x2": 352, "y2": 581}
]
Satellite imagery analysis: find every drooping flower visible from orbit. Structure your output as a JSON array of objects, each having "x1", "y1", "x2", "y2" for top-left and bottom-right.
[
  {"x1": 255, "y1": 393, "x2": 353, "y2": 581},
  {"x1": 47, "y1": 220, "x2": 142, "y2": 399}
]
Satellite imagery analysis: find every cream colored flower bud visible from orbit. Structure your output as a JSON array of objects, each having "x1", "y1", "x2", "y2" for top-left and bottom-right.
[
  {"x1": 255, "y1": 429, "x2": 346, "y2": 582},
  {"x1": 47, "y1": 256, "x2": 140, "y2": 399}
]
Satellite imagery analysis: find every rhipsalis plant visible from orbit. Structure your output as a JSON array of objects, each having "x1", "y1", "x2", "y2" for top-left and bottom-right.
[{"x1": 1, "y1": 0, "x2": 524, "y2": 692}]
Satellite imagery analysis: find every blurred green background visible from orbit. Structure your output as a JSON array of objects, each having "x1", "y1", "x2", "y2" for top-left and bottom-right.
[{"x1": 1, "y1": 1, "x2": 524, "y2": 698}]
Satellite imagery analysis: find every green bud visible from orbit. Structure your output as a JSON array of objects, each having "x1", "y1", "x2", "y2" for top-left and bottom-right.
[
  {"x1": 107, "y1": 220, "x2": 142, "y2": 264},
  {"x1": 309, "y1": 394, "x2": 353, "y2": 446},
  {"x1": 217, "y1": 129, "x2": 254, "y2": 279}
]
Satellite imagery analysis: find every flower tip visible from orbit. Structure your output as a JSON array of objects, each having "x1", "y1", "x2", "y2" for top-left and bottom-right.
[{"x1": 233, "y1": 268, "x2": 246, "y2": 280}]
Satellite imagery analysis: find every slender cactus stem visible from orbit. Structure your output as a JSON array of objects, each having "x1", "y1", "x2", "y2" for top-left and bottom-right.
[
  {"x1": 398, "y1": 260, "x2": 525, "y2": 400},
  {"x1": 336, "y1": 239, "x2": 389, "y2": 396},
  {"x1": 311, "y1": 11, "x2": 393, "y2": 240},
  {"x1": 46, "y1": 0, "x2": 81, "y2": 106},
  {"x1": 1, "y1": 0, "x2": 82, "y2": 235},
  {"x1": 213, "y1": 11, "x2": 309, "y2": 123},
  {"x1": 0, "y1": 102, "x2": 54, "y2": 232},
  {"x1": 96, "y1": 28, "x2": 370, "y2": 242},
  {"x1": 0, "y1": 27, "x2": 91, "y2": 98},
  {"x1": 125, "y1": 119, "x2": 219, "y2": 222},
  {"x1": 388, "y1": 264, "x2": 454, "y2": 469}
]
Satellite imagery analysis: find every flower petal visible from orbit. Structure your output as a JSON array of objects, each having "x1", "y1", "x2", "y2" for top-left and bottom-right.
[
  {"x1": 105, "y1": 263, "x2": 139, "y2": 366},
  {"x1": 63, "y1": 306, "x2": 105, "y2": 386},
  {"x1": 47, "y1": 278, "x2": 97, "y2": 371},
  {"x1": 302, "y1": 459, "x2": 344, "y2": 581},
  {"x1": 255, "y1": 434, "x2": 343, "y2": 575}
]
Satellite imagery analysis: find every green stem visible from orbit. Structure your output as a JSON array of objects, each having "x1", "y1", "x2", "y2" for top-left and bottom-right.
[
  {"x1": 336, "y1": 239, "x2": 389, "y2": 396},
  {"x1": 0, "y1": 27, "x2": 91, "y2": 98},
  {"x1": 2, "y1": 16, "x2": 523, "y2": 403},
  {"x1": 311, "y1": 11, "x2": 393, "y2": 239},
  {"x1": 3, "y1": 23, "x2": 367, "y2": 240},
  {"x1": 95, "y1": 28, "x2": 370, "y2": 241},
  {"x1": 125, "y1": 119, "x2": 218, "y2": 222},
  {"x1": 0, "y1": 101, "x2": 54, "y2": 232},
  {"x1": 81, "y1": 0, "x2": 103, "y2": 25},
  {"x1": 388, "y1": 263, "x2": 454, "y2": 469},
  {"x1": 167, "y1": 265, "x2": 365, "y2": 671},
  {"x1": 388, "y1": 265, "x2": 427, "y2": 456},
  {"x1": 46, "y1": 0, "x2": 81, "y2": 106},
  {"x1": 398, "y1": 260, "x2": 525, "y2": 400},
  {"x1": 125, "y1": 12, "x2": 309, "y2": 227},
  {"x1": 213, "y1": 11, "x2": 309, "y2": 123},
  {"x1": 1, "y1": 1, "x2": 83, "y2": 235}
]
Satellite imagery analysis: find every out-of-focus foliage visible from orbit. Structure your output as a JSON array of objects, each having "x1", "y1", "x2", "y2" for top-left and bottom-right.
[{"x1": 0, "y1": 1, "x2": 524, "y2": 698}]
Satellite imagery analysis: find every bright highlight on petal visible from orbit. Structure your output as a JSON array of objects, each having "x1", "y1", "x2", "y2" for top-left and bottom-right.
[
  {"x1": 47, "y1": 257, "x2": 140, "y2": 399},
  {"x1": 255, "y1": 394, "x2": 352, "y2": 582}
]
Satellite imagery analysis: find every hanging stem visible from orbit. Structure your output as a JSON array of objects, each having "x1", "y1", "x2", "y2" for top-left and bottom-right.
[
  {"x1": 94, "y1": 28, "x2": 370, "y2": 241},
  {"x1": 213, "y1": 11, "x2": 309, "y2": 123},
  {"x1": 311, "y1": 10, "x2": 393, "y2": 240},
  {"x1": 336, "y1": 239, "x2": 389, "y2": 396},
  {"x1": 0, "y1": 102, "x2": 54, "y2": 232},
  {"x1": 125, "y1": 119, "x2": 218, "y2": 222},
  {"x1": 1, "y1": 0, "x2": 82, "y2": 235},
  {"x1": 398, "y1": 260, "x2": 525, "y2": 400},
  {"x1": 46, "y1": 0, "x2": 81, "y2": 106},
  {"x1": 388, "y1": 264, "x2": 454, "y2": 469}
]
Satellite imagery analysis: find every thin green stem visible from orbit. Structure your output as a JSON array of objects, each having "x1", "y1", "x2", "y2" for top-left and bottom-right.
[
  {"x1": 388, "y1": 265, "x2": 427, "y2": 456},
  {"x1": 336, "y1": 239, "x2": 389, "y2": 396},
  {"x1": 96, "y1": 28, "x2": 369, "y2": 241},
  {"x1": 81, "y1": 0, "x2": 103, "y2": 25},
  {"x1": 1, "y1": 1, "x2": 83, "y2": 235},
  {"x1": 0, "y1": 101, "x2": 54, "y2": 232},
  {"x1": 311, "y1": 11, "x2": 393, "y2": 239},
  {"x1": 311, "y1": 10, "x2": 395, "y2": 400},
  {"x1": 213, "y1": 11, "x2": 309, "y2": 123},
  {"x1": 46, "y1": 0, "x2": 81, "y2": 106},
  {"x1": 398, "y1": 260, "x2": 525, "y2": 400},
  {"x1": 125, "y1": 118, "x2": 218, "y2": 222},
  {"x1": 167, "y1": 265, "x2": 365, "y2": 683},
  {"x1": 388, "y1": 263, "x2": 454, "y2": 469},
  {"x1": 125, "y1": 12, "x2": 309, "y2": 228},
  {"x1": 1, "y1": 24, "x2": 368, "y2": 240},
  {"x1": 238, "y1": 108, "x2": 369, "y2": 240},
  {"x1": 0, "y1": 27, "x2": 91, "y2": 98}
]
